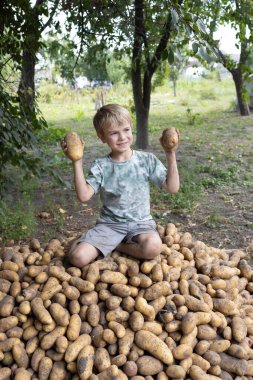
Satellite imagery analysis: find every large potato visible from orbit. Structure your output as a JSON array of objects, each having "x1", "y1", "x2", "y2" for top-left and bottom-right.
[
  {"x1": 64, "y1": 131, "x2": 84, "y2": 161},
  {"x1": 135, "y1": 330, "x2": 173, "y2": 365},
  {"x1": 77, "y1": 345, "x2": 95, "y2": 380},
  {"x1": 136, "y1": 355, "x2": 163, "y2": 376},
  {"x1": 49, "y1": 303, "x2": 70, "y2": 327},
  {"x1": 160, "y1": 127, "x2": 179, "y2": 150},
  {"x1": 65, "y1": 334, "x2": 91, "y2": 363}
]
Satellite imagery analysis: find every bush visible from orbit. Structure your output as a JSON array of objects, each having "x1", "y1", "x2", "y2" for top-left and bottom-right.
[
  {"x1": 0, "y1": 80, "x2": 48, "y2": 196},
  {"x1": 37, "y1": 81, "x2": 73, "y2": 102}
]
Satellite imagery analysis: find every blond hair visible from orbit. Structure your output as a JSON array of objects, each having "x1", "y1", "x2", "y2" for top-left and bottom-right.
[{"x1": 93, "y1": 104, "x2": 132, "y2": 135}]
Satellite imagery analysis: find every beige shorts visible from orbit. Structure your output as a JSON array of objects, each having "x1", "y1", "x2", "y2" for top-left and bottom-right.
[{"x1": 77, "y1": 219, "x2": 159, "y2": 256}]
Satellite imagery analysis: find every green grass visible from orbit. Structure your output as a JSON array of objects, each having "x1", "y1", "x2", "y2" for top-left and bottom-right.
[
  {"x1": 0, "y1": 194, "x2": 37, "y2": 242},
  {"x1": 1, "y1": 76, "x2": 253, "y2": 242},
  {"x1": 151, "y1": 161, "x2": 205, "y2": 216}
]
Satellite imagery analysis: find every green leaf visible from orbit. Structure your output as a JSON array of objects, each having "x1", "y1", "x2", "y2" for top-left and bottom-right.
[
  {"x1": 171, "y1": 9, "x2": 179, "y2": 28},
  {"x1": 196, "y1": 19, "x2": 207, "y2": 34},
  {"x1": 192, "y1": 42, "x2": 199, "y2": 54},
  {"x1": 198, "y1": 46, "x2": 213, "y2": 63},
  {"x1": 168, "y1": 49, "x2": 174, "y2": 64},
  {"x1": 162, "y1": 49, "x2": 168, "y2": 61}
]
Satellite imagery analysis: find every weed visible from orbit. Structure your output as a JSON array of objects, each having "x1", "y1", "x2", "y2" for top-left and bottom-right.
[
  {"x1": 179, "y1": 98, "x2": 189, "y2": 106},
  {"x1": 206, "y1": 209, "x2": 225, "y2": 227},
  {"x1": 73, "y1": 109, "x2": 85, "y2": 122},
  {"x1": 186, "y1": 108, "x2": 199, "y2": 125},
  {"x1": 197, "y1": 164, "x2": 239, "y2": 188},
  {"x1": 44, "y1": 93, "x2": 52, "y2": 103},
  {"x1": 39, "y1": 126, "x2": 69, "y2": 145}
]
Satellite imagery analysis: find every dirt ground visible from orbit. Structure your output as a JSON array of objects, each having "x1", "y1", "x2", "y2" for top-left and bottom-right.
[
  {"x1": 35, "y1": 169, "x2": 253, "y2": 257},
  {"x1": 26, "y1": 115, "x2": 253, "y2": 255},
  {"x1": 170, "y1": 186, "x2": 253, "y2": 251}
]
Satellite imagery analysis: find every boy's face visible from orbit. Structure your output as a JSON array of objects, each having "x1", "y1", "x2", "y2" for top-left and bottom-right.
[{"x1": 98, "y1": 122, "x2": 133, "y2": 154}]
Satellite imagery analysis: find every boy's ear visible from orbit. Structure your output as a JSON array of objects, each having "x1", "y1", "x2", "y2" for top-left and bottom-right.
[{"x1": 97, "y1": 131, "x2": 106, "y2": 143}]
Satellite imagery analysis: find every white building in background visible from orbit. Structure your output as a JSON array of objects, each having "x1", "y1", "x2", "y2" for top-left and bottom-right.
[
  {"x1": 182, "y1": 59, "x2": 209, "y2": 79},
  {"x1": 75, "y1": 76, "x2": 91, "y2": 88}
]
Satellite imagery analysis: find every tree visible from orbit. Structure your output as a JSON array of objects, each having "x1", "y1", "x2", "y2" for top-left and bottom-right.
[
  {"x1": 188, "y1": 0, "x2": 253, "y2": 116},
  {"x1": 218, "y1": 0, "x2": 252, "y2": 115},
  {"x1": 17, "y1": 0, "x2": 61, "y2": 115},
  {"x1": 70, "y1": 0, "x2": 185, "y2": 149},
  {"x1": 40, "y1": 35, "x2": 81, "y2": 85},
  {"x1": 131, "y1": 0, "x2": 176, "y2": 148},
  {"x1": 246, "y1": 52, "x2": 253, "y2": 110},
  {"x1": 80, "y1": 46, "x2": 109, "y2": 84},
  {"x1": 0, "y1": 1, "x2": 56, "y2": 194},
  {"x1": 168, "y1": 55, "x2": 188, "y2": 97},
  {"x1": 106, "y1": 54, "x2": 130, "y2": 85}
]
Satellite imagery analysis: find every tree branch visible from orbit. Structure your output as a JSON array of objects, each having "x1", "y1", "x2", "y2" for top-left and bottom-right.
[
  {"x1": 148, "y1": 13, "x2": 172, "y2": 77},
  {"x1": 40, "y1": 0, "x2": 61, "y2": 32},
  {"x1": 70, "y1": 0, "x2": 87, "y2": 73},
  {"x1": 35, "y1": 0, "x2": 44, "y2": 7}
]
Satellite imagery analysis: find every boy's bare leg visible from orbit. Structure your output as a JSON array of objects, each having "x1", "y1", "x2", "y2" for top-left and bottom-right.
[
  {"x1": 117, "y1": 233, "x2": 162, "y2": 260},
  {"x1": 68, "y1": 240, "x2": 100, "y2": 267}
]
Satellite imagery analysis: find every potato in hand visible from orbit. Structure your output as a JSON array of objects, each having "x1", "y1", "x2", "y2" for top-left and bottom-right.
[
  {"x1": 160, "y1": 127, "x2": 179, "y2": 151},
  {"x1": 63, "y1": 131, "x2": 84, "y2": 161}
]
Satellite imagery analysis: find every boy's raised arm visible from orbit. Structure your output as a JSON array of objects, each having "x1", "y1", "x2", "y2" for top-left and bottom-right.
[
  {"x1": 61, "y1": 132, "x2": 95, "y2": 202},
  {"x1": 72, "y1": 160, "x2": 95, "y2": 202},
  {"x1": 160, "y1": 127, "x2": 180, "y2": 194},
  {"x1": 163, "y1": 150, "x2": 180, "y2": 193}
]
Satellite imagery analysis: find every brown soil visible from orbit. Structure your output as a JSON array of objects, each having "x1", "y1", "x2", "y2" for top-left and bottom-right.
[
  {"x1": 13, "y1": 113, "x2": 251, "y2": 254},
  {"x1": 34, "y1": 158, "x2": 253, "y2": 255},
  {"x1": 164, "y1": 186, "x2": 253, "y2": 251}
]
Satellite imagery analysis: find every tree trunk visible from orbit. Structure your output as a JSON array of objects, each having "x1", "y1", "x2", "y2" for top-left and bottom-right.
[
  {"x1": 173, "y1": 80, "x2": 177, "y2": 97},
  {"x1": 131, "y1": 0, "x2": 173, "y2": 149},
  {"x1": 231, "y1": 68, "x2": 250, "y2": 116},
  {"x1": 131, "y1": 0, "x2": 150, "y2": 150},
  {"x1": 135, "y1": 101, "x2": 149, "y2": 149},
  {"x1": 18, "y1": 44, "x2": 37, "y2": 116},
  {"x1": 132, "y1": 68, "x2": 152, "y2": 149},
  {"x1": 17, "y1": 0, "x2": 59, "y2": 117}
]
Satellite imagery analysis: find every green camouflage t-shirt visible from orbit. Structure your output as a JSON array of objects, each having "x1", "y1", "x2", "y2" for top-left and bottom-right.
[{"x1": 86, "y1": 150, "x2": 167, "y2": 222}]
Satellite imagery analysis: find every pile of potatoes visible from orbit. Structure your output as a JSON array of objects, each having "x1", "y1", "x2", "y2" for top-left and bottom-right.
[{"x1": 0, "y1": 223, "x2": 253, "y2": 380}]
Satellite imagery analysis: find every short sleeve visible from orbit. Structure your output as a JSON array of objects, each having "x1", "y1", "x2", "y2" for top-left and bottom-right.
[
  {"x1": 86, "y1": 160, "x2": 103, "y2": 194},
  {"x1": 148, "y1": 153, "x2": 167, "y2": 188}
]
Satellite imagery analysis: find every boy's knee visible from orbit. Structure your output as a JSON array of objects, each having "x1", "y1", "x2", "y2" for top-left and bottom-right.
[
  {"x1": 68, "y1": 248, "x2": 84, "y2": 268},
  {"x1": 140, "y1": 236, "x2": 162, "y2": 260},
  {"x1": 68, "y1": 242, "x2": 98, "y2": 268}
]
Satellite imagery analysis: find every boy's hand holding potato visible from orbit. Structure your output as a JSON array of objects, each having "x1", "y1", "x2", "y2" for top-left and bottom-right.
[
  {"x1": 160, "y1": 127, "x2": 180, "y2": 152},
  {"x1": 61, "y1": 131, "x2": 84, "y2": 161}
]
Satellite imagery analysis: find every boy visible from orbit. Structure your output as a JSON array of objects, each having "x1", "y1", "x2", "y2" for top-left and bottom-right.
[{"x1": 62, "y1": 104, "x2": 180, "y2": 267}]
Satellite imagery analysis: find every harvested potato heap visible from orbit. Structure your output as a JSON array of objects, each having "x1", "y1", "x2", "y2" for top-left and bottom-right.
[{"x1": 0, "y1": 224, "x2": 253, "y2": 380}]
